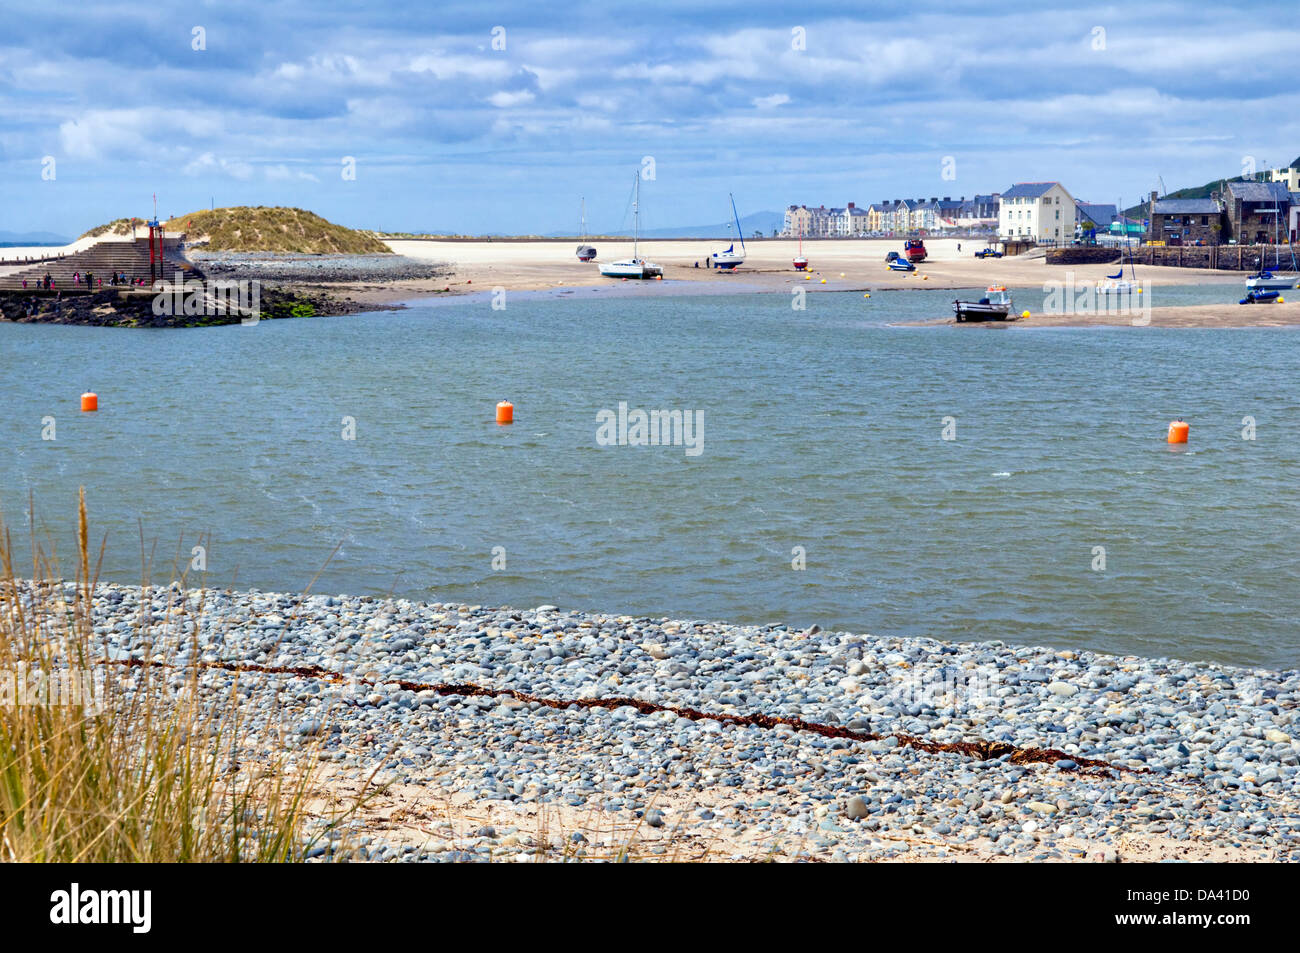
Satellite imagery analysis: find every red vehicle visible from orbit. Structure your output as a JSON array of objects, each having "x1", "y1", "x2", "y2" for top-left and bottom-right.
[{"x1": 904, "y1": 239, "x2": 927, "y2": 263}]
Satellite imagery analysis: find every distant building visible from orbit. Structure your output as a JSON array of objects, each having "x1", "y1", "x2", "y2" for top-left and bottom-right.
[
  {"x1": 783, "y1": 204, "x2": 814, "y2": 238},
  {"x1": 1222, "y1": 180, "x2": 1292, "y2": 244},
  {"x1": 998, "y1": 182, "x2": 1076, "y2": 243},
  {"x1": 1075, "y1": 201, "x2": 1118, "y2": 235},
  {"x1": 934, "y1": 197, "x2": 963, "y2": 229},
  {"x1": 877, "y1": 199, "x2": 913, "y2": 234},
  {"x1": 865, "y1": 203, "x2": 887, "y2": 232},
  {"x1": 1268, "y1": 166, "x2": 1300, "y2": 192},
  {"x1": 1146, "y1": 194, "x2": 1223, "y2": 244},
  {"x1": 844, "y1": 202, "x2": 869, "y2": 236},
  {"x1": 971, "y1": 193, "x2": 1000, "y2": 220},
  {"x1": 826, "y1": 203, "x2": 869, "y2": 237}
]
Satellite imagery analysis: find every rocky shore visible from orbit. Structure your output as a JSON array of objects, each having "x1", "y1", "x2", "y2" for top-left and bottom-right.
[
  {"x1": 57, "y1": 583, "x2": 1299, "y2": 862},
  {"x1": 0, "y1": 250, "x2": 454, "y2": 327},
  {"x1": 188, "y1": 250, "x2": 451, "y2": 284}
]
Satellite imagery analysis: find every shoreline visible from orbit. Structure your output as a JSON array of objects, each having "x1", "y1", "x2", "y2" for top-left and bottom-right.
[
  {"x1": 4, "y1": 235, "x2": 1298, "y2": 329},
  {"x1": 64, "y1": 581, "x2": 1300, "y2": 861}
]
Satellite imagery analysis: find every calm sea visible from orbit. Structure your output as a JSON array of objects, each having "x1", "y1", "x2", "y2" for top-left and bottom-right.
[{"x1": 3, "y1": 286, "x2": 1297, "y2": 668}]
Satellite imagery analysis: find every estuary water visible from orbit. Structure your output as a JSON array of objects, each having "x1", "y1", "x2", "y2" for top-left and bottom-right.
[{"x1": 3, "y1": 287, "x2": 1298, "y2": 668}]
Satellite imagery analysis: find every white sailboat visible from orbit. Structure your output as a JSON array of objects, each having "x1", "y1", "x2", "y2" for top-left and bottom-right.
[
  {"x1": 599, "y1": 172, "x2": 663, "y2": 279},
  {"x1": 710, "y1": 193, "x2": 746, "y2": 270},
  {"x1": 1098, "y1": 198, "x2": 1141, "y2": 294},
  {"x1": 1245, "y1": 202, "x2": 1298, "y2": 291}
]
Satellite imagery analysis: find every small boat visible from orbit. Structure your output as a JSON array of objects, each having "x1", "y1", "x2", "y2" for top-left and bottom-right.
[
  {"x1": 710, "y1": 193, "x2": 746, "y2": 270},
  {"x1": 1100, "y1": 198, "x2": 1141, "y2": 294},
  {"x1": 575, "y1": 197, "x2": 597, "y2": 261},
  {"x1": 954, "y1": 285, "x2": 1013, "y2": 321},
  {"x1": 793, "y1": 219, "x2": 808, "y2": 270},
  {"x1": 887, "y1": 257, "x2": 915, "y2": 272},
  {"x1": 1245, "y1": 270, "x2": 1296, "y2": 291},
  {"x1": 1240, "y1": 288, "x2": 1281, "y2": 304},
  {"x1": 1244, "y1": 210, "x2": 1298, "y2": 291},
  {"x1": 599, "y1": 171, "x2": 663, "y2": 280}
]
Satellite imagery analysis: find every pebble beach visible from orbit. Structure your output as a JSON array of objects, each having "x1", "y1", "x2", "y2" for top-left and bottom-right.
[{"x1": 67, "y1": 583, "x2": 1300, "y2": 862}]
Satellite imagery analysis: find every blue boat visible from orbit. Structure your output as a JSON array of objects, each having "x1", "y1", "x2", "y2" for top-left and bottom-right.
[
  {"x1": 887, "y1": 258, "x2": 915, "y2": 272},
  {"x1": 1239, "y1": 288, "x2": 1281, "y2": 305}
]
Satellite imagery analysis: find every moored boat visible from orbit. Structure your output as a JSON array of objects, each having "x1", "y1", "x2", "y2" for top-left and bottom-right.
[
  {"x1": 793, "y1": 220, "x2": 809, "y2": 270},
  {"x1": 953, "y1": 285, "x2": 1013, "y2": 321},
  {"x1": 575, "y1": 197, "x2": 597, "y2": 261},
  {"x1": 710, "y1": 193, "x2": 746, "y2": 270},
  {"x1": 1245, "y1": 270, "x2": 1296, "y2": 291},
  {"x1": 599, "y1": 171, "x2": 663, "y2": 280}
]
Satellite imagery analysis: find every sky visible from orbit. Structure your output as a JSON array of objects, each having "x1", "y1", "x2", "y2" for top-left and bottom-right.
[{"x1": 1, "y1": 0, "x2": 1298, "y2": 237}]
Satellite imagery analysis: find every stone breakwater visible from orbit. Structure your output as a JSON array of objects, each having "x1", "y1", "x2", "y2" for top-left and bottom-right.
[
  {"x1": 189, "y1": 251, "x2": 450, "y2": 284},
  {"x1": 57, "y1": 584, "x2": 1300, "y2": 861}
]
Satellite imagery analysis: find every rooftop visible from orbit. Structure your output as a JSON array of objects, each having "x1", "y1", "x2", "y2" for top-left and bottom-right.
[
  {"x1": 1002, "y1": 182, "x2": 1063, "y2": 199},
  {"x1": 1151, "y1": 198, "x2": 1221, "y2": 215}
]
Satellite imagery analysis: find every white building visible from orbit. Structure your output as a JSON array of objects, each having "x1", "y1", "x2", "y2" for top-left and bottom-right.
[{"x1": 998, "y1": 182, "x2": 1077, "y2": 243}]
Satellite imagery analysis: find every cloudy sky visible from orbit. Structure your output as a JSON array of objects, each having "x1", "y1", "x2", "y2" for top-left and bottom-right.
[{"x1": 1, "y1": 0, "x2": 1298, "y2": 237}]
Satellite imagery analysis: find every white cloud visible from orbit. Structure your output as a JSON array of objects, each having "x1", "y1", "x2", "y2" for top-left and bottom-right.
[
  {"x1": 182, "y1": 152, "x2": 254, "y2": 180},
  {"x1": 752, "y1": 93, "x2": 790, "y2": 109},
  {"x1": 487, "y1": 90, "x2": 536, "y2": 108}
]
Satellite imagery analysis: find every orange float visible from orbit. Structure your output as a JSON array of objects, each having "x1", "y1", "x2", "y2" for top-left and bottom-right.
[
  {"x1": 1167, "y1": 419, "x2": 1189, "y2": 444},
  {"x1": 496, "y1": 400, "x2": 514, "y2": 425},
  {"x1": 81, "y1": 392, "x2": 98, "y2": 412}
]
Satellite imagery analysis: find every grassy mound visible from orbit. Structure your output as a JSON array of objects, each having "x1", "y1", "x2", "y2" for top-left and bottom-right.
[
  {"x1": 164, "y1": 206, "x2": 391, "y2": 254},
  {"x1": 79, "y1": 217, "x2": 147, "y2": 239}
]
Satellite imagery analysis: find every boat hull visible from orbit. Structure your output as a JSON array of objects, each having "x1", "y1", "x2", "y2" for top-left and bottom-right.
[
  {"x1": 711, "y1": 254, "x2": 743, "y2": 270},
  {"x1": 1245, "y1": 274, "x2": 1296, "y2": 291},
  {"x1": 599, "y1": 260, "x2": 663, "y2": 279},
  {"x1": 953, "y1": 302, "x2": 1012, "y2": 322}
]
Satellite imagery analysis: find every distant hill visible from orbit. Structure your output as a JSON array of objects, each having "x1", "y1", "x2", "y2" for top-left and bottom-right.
[
  {"x1": 160, "y1": 207, "x2": 391, "y2": 254},
  {"x1": 1, "y1": 229, "x2": 71, "y2": 244}
]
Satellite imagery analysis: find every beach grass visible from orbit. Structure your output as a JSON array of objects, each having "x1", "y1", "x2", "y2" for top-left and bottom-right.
[
  {"x1": 163, "y1": 206, "x2": 391, "y2": 254},
  {"x1": 0, "y1": 490, "x2": 355, "y2": 862}
]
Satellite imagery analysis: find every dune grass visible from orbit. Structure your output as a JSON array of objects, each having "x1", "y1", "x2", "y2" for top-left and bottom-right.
[
  {"x1": 79, "y1": 217, "x2": 146, "y2": 239},
  {"x1": 163, "y1": 206, "x2": 391, "y2": 254},
  {"x1": 0, "y1": 491, "x2": 356, "y2": 862}
]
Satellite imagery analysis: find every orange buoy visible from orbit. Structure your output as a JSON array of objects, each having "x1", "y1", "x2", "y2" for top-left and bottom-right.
[
  {"x1": 496, "y1": 400, "x2": 514, "y2": 425},
  {"x1": 1167, "y1": 419, "x2": 1189, "y2": 444},
  {"x1": 81, "y1": 392, "x2": 98, "y2": 412}
]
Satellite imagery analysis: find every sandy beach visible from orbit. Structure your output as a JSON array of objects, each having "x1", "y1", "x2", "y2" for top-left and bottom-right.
[{"x1": 359, "y1": 238, "x2": 1293, "y2": 329}]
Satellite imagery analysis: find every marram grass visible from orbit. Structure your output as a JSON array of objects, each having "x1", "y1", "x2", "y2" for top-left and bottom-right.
[{"x1": 0, "y1": 490, "x2": 356, "y2": 862}]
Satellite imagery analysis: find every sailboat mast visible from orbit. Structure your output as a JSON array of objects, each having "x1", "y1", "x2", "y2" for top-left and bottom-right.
[
  {"x1": 731, "y1": 193, "x2": 745, "y2": 254},
  {"x1": 632, "y1": 171, "x2": 639, "y2": 261}
]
